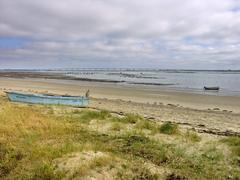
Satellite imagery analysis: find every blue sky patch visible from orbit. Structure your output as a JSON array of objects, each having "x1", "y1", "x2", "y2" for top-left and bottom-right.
[
  {"x1": 0, "y1": 37, "x2": 29, "y2": 48},
  {"x1": 231, "y1": 6, "x2": 240, "y2": 12}
]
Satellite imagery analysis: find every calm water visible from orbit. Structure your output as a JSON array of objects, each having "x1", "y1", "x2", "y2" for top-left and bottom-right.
[{"x1": 54, "y1": 69, "x2": 240, "y2": 96}]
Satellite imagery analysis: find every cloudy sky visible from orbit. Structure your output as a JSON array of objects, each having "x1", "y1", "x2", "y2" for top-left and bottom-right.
[{"x1": 0, "y1": 0, "x2": 240, "y2": 69}]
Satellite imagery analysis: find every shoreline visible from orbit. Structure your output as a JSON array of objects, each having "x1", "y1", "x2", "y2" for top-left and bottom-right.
[
  {"x1": 1, "y1": 71, "x2": 240, "y2": 97},
  {"x1": 1, "y1": 77, "x2": 240, "y2": 135},
  {"x1": 1, "y1": 77, "x2": 240, "y2": 113}
]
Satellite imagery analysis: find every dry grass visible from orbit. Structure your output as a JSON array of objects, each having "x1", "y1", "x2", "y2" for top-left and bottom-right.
[
  {"x1": 0, "y1": 96, "x2": 239, "y2": 179},
  {"x1": 184, "y1": 130, "x2": 202, "y2": 143}
]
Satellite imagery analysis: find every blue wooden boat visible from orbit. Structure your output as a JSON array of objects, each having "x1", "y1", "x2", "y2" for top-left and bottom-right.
[{"x1": 6, "y1": 91, "x2": 89, "y2": 107}]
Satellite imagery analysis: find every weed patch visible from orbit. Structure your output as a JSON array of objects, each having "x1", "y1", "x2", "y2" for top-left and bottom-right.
[
  {"x1": 135, "y1": 119, "x2": 156, "y2": 131},
  {"x1": 121, "y1": 113, "x2": 143, "y2": 124},
  {"x1": 110, "y1": 122, "x2": 122, "y2": 131},
  {"x1": 184, "y1": 131, "x2": 201, "y2": 142},
  {"x1": 0, "y1": 144, "x2": 24, "y2": 178},
  {"x1": 159, "y1": 122, "x2": 179, "y2": 135},
  {"x1": 221, "y1": 136, "x2": 240, "y2": 157},
  {"x1": 32, "y1": 162, "x2": 65, "y2": 180}
]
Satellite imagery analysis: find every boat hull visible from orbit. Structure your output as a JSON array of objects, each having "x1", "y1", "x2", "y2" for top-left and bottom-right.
[
  {"x1": 204, "y1": 86, "x2": 220, "y2": 91},
  {"x1": 6, "y1": 91, "x2": 89, "y2": 107}
]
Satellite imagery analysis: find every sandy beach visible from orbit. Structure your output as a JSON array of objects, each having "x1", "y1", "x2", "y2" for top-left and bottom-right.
[{"x1": 0, "y1": 77, "x2": 240, "y2": 136}]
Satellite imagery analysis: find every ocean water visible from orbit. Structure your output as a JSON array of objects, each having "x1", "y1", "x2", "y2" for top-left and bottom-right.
[{"x1": 55, "y1": 69, "x2": 240, "y2": 96}]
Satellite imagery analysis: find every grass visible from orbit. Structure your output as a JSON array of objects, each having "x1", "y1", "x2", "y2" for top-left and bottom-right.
[
  {"x1": 110, "y1": 122, "x2": 122, "y2": 131},
  {"x1": 112, "y1": 133, "x2": 180, "y2": 165},
  {"x1": 32, "y1": 162, "x2": 65, "y2": 180},
  {"x1": 221, "y1": 136, "x2": 240, "y2": 157},
  {"x1": 117, "y1": 164, "x2": 159, "y2": 180},
  {"x1": 108, "y1": 133, "x2": 229, "y2": 179},
  {"x1": 0, "y1": 145, "x2": 24, "y2": 177},
  {"x1": 121, "y1": 113, "x2": 143, "y2": 124},
  {"x1": 0, "y1": 97, "x2": 239, "y2": 179},
  {"x1": 69, "y1": 154, "x2": 114, "y2": 178},
  {"x1": 135, "y1": 119, "x2": 156, "y2": 131},
  {"x1": 184, "y1": 130, "x2": 201, "y2": 143},
  {"x1": 68, "y1": 109, "x2": 111, "y2": 123},
  {"x1": 221, "y1": 135, "x2": 240, "y2": 171},
  {"x1": 159, "y1": 122, "x2": 179, "y2": 135}
]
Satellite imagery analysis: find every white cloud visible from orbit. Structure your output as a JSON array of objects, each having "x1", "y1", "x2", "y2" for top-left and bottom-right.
[{"x1": 0, "y1": 0, "x2": 240, "y2": 69}]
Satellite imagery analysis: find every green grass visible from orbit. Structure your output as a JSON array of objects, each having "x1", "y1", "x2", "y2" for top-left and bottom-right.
[
  {"x1": 121, "y1": 113, "x2": 143, "y2": 124},
  {"x1": 135, "y1": 119, "x2": 156, "y2": 131},
  {"x1": 106, "y1": 133, "x2": 230, "y2": 179},
  {"x1": 0, "y1": 144, "x2": 24, "y2": 178},
  {"x1": 184, "y1": 130, "x2": 201, "y2": 143},
  {"x1": 110, "y1": 122, "x2": 122, "y2": 131},
  {"x1": 0, "y1": 97, "x2": 239, "y2": 179},
  {"x1": 159, "y1": 122, "x2": 179, "y2": 135},
  {"x1": 31, "y1": 162, "x2": 65, "y2": 180},
  {"x1": 221, "y1": 136, "x2": 240, "y2": 157},
  {"x1": 65, "y1": 109, "x2": 112, "y2": 124},
  {"x1": 111, "y1": 133, "x2": 180, "y2": 165},
  {"x1": 117, "y1": 164, "x2": 159, "y2": 180}
]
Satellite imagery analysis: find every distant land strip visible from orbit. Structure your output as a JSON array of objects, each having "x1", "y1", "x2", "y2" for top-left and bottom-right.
[
  {"x1": 0, "y1": 72, "x2": 175, "y2": 86},
  {"x1": 0, "y1": 72, "x2": 125, "y2": 83}
]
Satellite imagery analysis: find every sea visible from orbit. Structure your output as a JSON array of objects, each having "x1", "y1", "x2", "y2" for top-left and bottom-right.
[{"x1": 46, "y1": 69, "x2": 240, "y2": 96}]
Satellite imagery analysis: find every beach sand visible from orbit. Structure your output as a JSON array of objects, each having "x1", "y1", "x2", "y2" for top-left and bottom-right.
[{"x1": 0, "y1": 77, "x2": 240, "y2": 135}]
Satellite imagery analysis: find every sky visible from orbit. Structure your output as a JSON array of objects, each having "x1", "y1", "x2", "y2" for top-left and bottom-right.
[{"x1": 0, "y1": 0, "x2": 240, "y2": 69}]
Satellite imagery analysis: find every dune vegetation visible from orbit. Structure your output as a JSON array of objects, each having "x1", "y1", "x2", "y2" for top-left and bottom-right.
[{"x1": 0, "y1": 94, "x2": 239, "y2": 179}]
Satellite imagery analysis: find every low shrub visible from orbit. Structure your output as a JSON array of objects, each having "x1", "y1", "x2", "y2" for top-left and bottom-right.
[{"x1": 159, "y1": 122, "x2": 179, "y2": 135}]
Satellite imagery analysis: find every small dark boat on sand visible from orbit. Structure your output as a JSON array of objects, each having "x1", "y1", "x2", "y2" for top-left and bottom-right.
[{"x1": 204, "y1": 86, "x2": 220, "y2": 91}]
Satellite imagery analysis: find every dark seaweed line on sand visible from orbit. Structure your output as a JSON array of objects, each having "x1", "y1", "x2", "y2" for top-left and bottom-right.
[
  {"x1": 90, "y1": 106, "x2": 240, "y2": 137},
  {"x1": 107, "y1": 73, "x2": 159, "y2": 79},
  {"x1": 128, "y1": 82, "x2": 175, "y2": 86},
  {"x1": 67, "y1": 77, "x2": 125, "y2": 83}
]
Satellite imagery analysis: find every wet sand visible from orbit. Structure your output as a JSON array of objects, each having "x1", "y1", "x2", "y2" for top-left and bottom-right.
[
  {"x1": 1, "y1": 77, "x2": 240, "y2": 112},
  {"x1": 0, "y1": 77, "x2": 240, "y2": 135}
]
